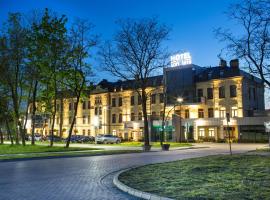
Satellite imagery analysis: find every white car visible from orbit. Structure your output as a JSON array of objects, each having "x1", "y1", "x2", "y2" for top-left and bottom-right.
[
  {"x1": 95, "y1": 134, "x2": 121, "y2": 144},
  {"x1": 28, "y1": 134, "x2": 42, "y2": 141}
]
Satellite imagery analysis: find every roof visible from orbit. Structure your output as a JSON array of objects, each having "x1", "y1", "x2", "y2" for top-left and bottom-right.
[
  {"x1": 195, "y1": 66, "x2": 263, "y2": 84},
  {"x1": 95, "y1": 75, "x2": 163, "y2": 92}
]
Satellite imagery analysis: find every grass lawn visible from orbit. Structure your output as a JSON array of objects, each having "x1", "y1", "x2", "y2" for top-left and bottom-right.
[
  {"x1": 119, "y1": 155, "x2": 270, "y2": 199},
  {"x1": 101, "y1": 142, "x2": 192, "y2": 148},
  {"x1": 0, "y1": 144, "x2": 141, "y2": 160},
  {"x1": 0, "y1": 144, "x2": 98, "y2": 154}
]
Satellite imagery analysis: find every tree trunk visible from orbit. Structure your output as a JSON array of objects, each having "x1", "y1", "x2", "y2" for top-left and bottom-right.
[
  {"x1": 141, "y1": 89, "x2": 150, "y2": 147},
  {"x1": 5, "y1": 119, "x2": 13, "y2": 145},
  {"x1": 50, "y1": 80, "x2": 57, "y2": 147},
  {"x1": 31, "y1": 80, "x2": 38, "y2": 145},
  {"x1": 59, "y1": 95, "x2": 64, "y2": 138},
  {"x1": 66, "y1": 96, "x2": 80, "y2": 148},
  {"x1": 18, "y1": 120, "x2": 25, "y2": 146},
  {"x1": 0, "y1": 128, "x2": 3, "y2": 144}
]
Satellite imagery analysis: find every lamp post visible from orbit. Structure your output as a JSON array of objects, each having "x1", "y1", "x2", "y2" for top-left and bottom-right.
[
  {"x1": 226, "y1": 113, "x2": 232, "y2": 155},
  {"x1": 177, "y1": 97, "x2": 183, "y2": 142}
]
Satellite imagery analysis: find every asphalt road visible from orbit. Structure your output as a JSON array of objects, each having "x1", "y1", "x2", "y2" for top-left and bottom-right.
[{"x1": 0, "y1": 143, "x2": 266, "y2": 200}]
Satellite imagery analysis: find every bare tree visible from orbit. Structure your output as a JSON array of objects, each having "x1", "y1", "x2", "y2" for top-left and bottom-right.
[
  {"x1": 65, "y1": 19, "x2": 96, "y2": 148},
  {"x1": 99, "y1": 18, "x2": 170, "y2": 150},
  {"x1": 215, "y1": 0, "x2": 270, "y2": 88}
]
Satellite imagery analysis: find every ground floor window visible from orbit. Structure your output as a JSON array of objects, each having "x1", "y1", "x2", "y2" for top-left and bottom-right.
[
  {"x1": 209, "y1": 128, "x2": 215, "y2": 137},
  {"x1": 199, "y1": 128, "x2": 205, "y2": 137}
]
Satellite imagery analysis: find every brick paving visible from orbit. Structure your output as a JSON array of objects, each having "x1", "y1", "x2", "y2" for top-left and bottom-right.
[{"x1": 0, "y1": 143, "x2": 265, "y2": 200}]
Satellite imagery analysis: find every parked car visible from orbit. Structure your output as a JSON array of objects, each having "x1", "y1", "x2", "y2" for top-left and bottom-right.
[
  {"x1": 95, "y1": 134, "x2": 121, "y2": 144},
  {"x1": 26, "y1": 134, "x2": 42, "y2": 141},
  {"x1": 65, "y1": 135, "x2": 82, "y2": 143},
  {"x1": 78, "y1": 136, "x2": 95, "y2": 143},
  {"x1": 46, "y1": 135, "x2": 63, "y2": 142}
]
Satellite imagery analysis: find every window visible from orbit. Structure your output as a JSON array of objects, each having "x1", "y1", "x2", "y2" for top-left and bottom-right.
[
  {"x1": 88, "y1": 101, "x2": 90, "y2": 109},
  {"x1": 83, "y1": 129, "x2": 85, "y2": 136},
  {"x1": 230, "y1": 85, "x2": 237, "y2": 97},
  {"x1": 160, "y1": 111, "x2": 164, "y2": 118},
  {"x1": 131, "y1": 96, "x2": 135, "y2": 106},
  {"x1": 199, "y1": 128, "x2": 205, "y2": 137},
  {"x1": 198, "y1": 109, "x2": 204, "y2": 118},
  {"x1": 69, "y1": 116, "x2": 72, "y2": 124},
  {"x1": 83, "y1": 101, "x2": 86, "y2": 109},
  {"x1": 159, "y1": 93, "x2": 164, "y2": 103},
  {"x1": 119, "y1": 97, "x2": 122, "y2": 107},
  {"x1": 138, "y1": 112, "x2": 142, "y2": 120},
  {"x1": 209, "y1": 128, "x2": 215, "y2": 137},
  {"x1": 220, "y1": 108, "x2": 226, "y2": 118},
  {"x1": 95, "y1": 97, "x2": 101, "y2": 105},
  {"x1": 152, "y1": 111, "x2": 156, "y2": 117},
  {"x1": 131, "y1": 113, "x2": 135, "y2": 121},
  {"x1": 94, "y1": 107, "x2": 98, "y2": 115},
  {"x1": 119, "y1": 113, "x2": 122, "y2": 123},
  {"x1": 99, "y1": 107, "x2": 102, "y2": 115},
  {"x1": 253, "y1": 88, "x2": 256, "y2": 100},
  {"x1": 219, "y1": 86, "x2": 225, "y2": 98},
  {"x1": 231, "y1": 107, "x2": 238, "y2": 117},
  {"x1": 151, "y1": 94, "x2": 156, "y2": 104},
  {"x1": 138, "y1": 95, "x2": 142, "y2": 105},
  {"x1": 88, "y1": 129, "x2": 91, "y2": 136},
  {"x1": 99, "y1": 121, "x2": 102, "y2": 129},
  {"x1": 185, "y1": 109, "x2": 189, "y2": 118},
  {"x1": 83, "y1": 115, "x2": 86, "y2": 124},
  {"x1": 112, "y1": 98, "x2": 116, "y2": 107},
  {"x1": 208, "y1": 108, "x2": 214, "y2": 118},
  {"x1": 56, "y1": 117, "x2": 59, "y2": 124},
  {"x1": 207, "y1": 88, "x2": 213, "y2": 99},
  {"x1": 56, "y1": 104, "x2": 60, "y2": 111},
  {"x1": 69, "y1": 103, "x2": 73, "y2": 111},
  {"x1": 88, "y1": 115, "x2": 90, "y2": 124},
  {"x1": 197, "y1": 89, "x2": 203, "y2": 98},
  {"x1": 112, "y1": 114, "x2": 116, "y2": 123}
]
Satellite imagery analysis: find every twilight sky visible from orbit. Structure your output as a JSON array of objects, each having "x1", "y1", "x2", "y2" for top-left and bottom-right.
[{"x1": 1, "y1": 0, "x2": 241, "y2": 82}]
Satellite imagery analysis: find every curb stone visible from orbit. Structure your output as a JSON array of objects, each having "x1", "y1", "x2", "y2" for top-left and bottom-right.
[{"x1": 113, "y1": 168, "x2": 174, "y2": 200}]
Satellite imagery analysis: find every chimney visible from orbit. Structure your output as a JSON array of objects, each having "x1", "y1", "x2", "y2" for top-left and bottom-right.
[
  {"x1": 219, "y1": 59, "x2": 227, "y2": 67},
  {"x1": 230, "y1": 59, "x2": 239, "y2": 68}
]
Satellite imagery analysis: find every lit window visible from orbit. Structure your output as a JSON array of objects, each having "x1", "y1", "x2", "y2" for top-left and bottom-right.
[
  {"x1": 220, "y1": 108, "x2": 226, "y2": 118},
  {"x1": 199, "y1": 128, "x2": 205, "y2": 137},
  {"x1": 231, "y1": 107, "x2": 238, "y2": 117},
  {"x1": 209, "y1": 128, "x2": 215, "y2": 137}
]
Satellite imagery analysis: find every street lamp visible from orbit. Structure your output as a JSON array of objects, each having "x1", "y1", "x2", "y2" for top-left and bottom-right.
[
  {"x1": 177, "y1": 97, "x2": 183, "y2": 142},
  {"x1": 177, "y1": 97, "x2": 183, "y2": 103}
]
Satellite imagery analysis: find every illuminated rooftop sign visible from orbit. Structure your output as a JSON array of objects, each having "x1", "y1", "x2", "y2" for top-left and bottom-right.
[{"x1": 170, "y1": 52, "x2": 192, "y2": 67}]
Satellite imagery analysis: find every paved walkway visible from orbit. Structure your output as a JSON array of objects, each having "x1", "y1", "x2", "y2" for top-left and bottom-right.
[{"x1": 0, "y1": 143, "x2": 266, "y2": 200}]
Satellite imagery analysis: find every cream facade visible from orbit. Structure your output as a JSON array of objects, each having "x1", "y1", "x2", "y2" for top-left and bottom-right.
[{"x1": 27, "y1": 60, "x2": 269, "y2": 142}]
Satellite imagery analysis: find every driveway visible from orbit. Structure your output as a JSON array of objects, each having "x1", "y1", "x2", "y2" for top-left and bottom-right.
[{"x1": 0, "y1": 143, "x2": 266, "y2": 200}]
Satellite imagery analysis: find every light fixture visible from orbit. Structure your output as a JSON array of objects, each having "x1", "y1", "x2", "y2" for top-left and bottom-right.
[{"x1": 177, "y1": 97, "x2": 183, "y2": 103}]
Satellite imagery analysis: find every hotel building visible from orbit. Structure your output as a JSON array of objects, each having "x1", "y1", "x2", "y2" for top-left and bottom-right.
[{"x1": 27, "y1": 59, "x2": 270, "y2": 142}]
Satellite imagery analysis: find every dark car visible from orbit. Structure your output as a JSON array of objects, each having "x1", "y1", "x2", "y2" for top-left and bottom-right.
[
  {"x1": 78, "y1": 136, "x2": 95, "y2": 143},
  {"x1": 46, "y1": 135, "x2": 63, "y2": 142},
  {"x1": 64, "y1": 135, "x2": 82, "y2": 143}
]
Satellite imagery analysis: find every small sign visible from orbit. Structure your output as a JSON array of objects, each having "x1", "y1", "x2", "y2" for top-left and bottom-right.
[{"x1": 264, "y1": 122, "x2": 270, "y2": 132}]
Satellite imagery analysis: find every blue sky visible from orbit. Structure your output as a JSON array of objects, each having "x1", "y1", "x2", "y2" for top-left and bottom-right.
[{"x1": 1, "y1": 0, "x2": 240, "y2": 81}]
